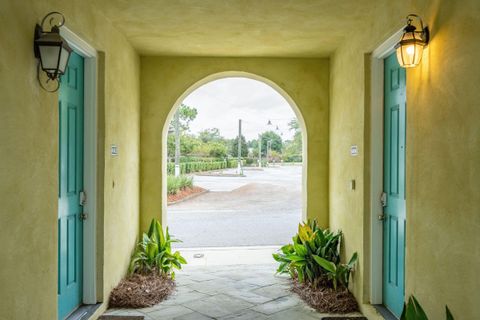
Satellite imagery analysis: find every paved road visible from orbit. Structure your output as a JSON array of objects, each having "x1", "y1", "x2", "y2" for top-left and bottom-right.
[{"x1": 168, "y1": 166, "x2": 302, "y2": 248}]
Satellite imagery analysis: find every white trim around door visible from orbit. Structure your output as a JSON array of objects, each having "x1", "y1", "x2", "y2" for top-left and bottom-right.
[
  {"x1": 60, "y1": 26, "x2": 98, "y2": 305},
  {"x1": 369, "y1": 27, "x2": 404, "y2": 305}
]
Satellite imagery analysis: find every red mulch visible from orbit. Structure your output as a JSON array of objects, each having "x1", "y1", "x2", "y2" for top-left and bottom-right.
[
  {"x1": 109, "y1": 273, "x2": 175, "y2": 308},
  {"x1": 291, "y1": 278, "x2": 359, "y2": 314},
  {"x1": 168, "y1": 186, "x2": 205, "y2": 204}
]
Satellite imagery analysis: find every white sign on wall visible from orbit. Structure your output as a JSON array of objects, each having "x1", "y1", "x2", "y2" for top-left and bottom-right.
[{"x1": 350, "y1": 145, "x2": 359, "y2": 156}]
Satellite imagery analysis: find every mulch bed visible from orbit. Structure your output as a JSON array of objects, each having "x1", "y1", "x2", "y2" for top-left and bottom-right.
[
  {"x1": 109, "y1": 273, "x2": 175, "y2": 308},
  {"x1": 291, "y1": 279, "x2": 359, "y2": 314},
  {"x1": 167, "y1": 186, "x2": 206, "y2": 204}
]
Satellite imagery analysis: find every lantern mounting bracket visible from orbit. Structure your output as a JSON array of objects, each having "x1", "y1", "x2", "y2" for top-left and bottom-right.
[{"x1": 405, "y1": 14, "x2": 429, "y2": 44}]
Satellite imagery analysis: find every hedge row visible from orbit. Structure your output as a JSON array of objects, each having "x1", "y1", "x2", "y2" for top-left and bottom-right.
[{"x1": 167, "y1": 159, "x2": 241, "y2": 175}]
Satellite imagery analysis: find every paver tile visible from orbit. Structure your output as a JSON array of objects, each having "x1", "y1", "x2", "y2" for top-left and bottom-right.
[
  {"x1": 252, "y1": 284, "x2": 291, "y2": 300},
  {"x1": 161, "y1": 290, "x2": 209, "y2": 305},
  {"x1": 147, "y1": 305, "x2": 193, "y2": 319},
  {"x1": 251, "y1": 296, "x2": 301, "y2": 315},
  {"x1": 182, "y1": 294, "x2": 254, "y2": 318},
  {"x1": 187, "y1": 278, "x2": 238, "y2": 294},
  {"x1": 173, "y1": 311, "x2": 214, "y2": 320},
  {"x1": 219, "y1": 309, "x2": 270, "y2": 320},
  {"x1": 224, "y1": 289, "x2": 273, "y2": 304}
]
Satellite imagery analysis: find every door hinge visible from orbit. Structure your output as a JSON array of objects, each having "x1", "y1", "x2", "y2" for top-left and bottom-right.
[
  {"x1": 79, "y1": 190, "x2": 87, "y2": 206},
  {"x1": 80, "y1": 213, "x2": 88, "y2": 221},
  {"x1": 380, "y1": 192, "x2": 387, "y2": 207}
]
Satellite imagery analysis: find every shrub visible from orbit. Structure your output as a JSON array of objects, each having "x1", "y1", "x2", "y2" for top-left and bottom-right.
[
  {"x1": 167, "y1": 175, "x2": 193, "y2": 195},
  {"x1": 129, "y1": 219, "x2": 187, "y2": 279},
  {"x1": 167, "y1": 159, "x2": 242, "y2": 175},
  {"x1": 273, "y1": 220, "x2": 357, "y2": 290}
]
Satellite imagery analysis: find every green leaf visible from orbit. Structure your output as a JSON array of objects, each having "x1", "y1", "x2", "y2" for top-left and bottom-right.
[
  {"x1": 400, "y1": 303, "x2": 407, "y2": 320},
  {"x1": 286, "y1": 254, "x2": 306, "y2": 262},
  {"x1": 280, "y1": 244, "x2": 294, "y2": 254},
  {"x1": 446, "y1": 306, "x2": 454, "y2": 320},
  {"x1": 296, "y1": 265, "x2": 304, "y2": 282},
  {"x1": 312, "y1": 255, "x2": 336, "y2": 273},
  {"x1": 347, "y1": 252, "x2": 358, "y2": 268},
  {"x1": 405, "y1": 296, "x2": 429, "y2": 320},
  {"x1": 294, "y1": 243, "x2": 307, "y2": 257}
]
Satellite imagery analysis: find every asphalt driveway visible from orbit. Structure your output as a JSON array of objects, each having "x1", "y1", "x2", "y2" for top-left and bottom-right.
[{"x1": 168, "y1": 165, "x2": 302, "y2": 248}]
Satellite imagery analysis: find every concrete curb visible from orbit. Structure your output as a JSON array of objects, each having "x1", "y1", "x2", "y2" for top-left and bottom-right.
[{"x1": 167, "y1": 189, "x2": 209, "y2": 206}]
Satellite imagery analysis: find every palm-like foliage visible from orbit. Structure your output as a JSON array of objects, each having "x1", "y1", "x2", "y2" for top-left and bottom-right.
[
  {"x1": 129, "y1": 219, "x2": 187, "y2": 279},
  {"x1": 273, "y1": 220, "x2": 358, "y2": 290},
  {"x1": 273, "y1": 220, "x2": 343, "y2": 286},
  {"x1": 312, "y1": 252, "x2": 358, "y2": 290},
  {"x1": 400, "y1": 296, "x2": 454, "y2": 320}
]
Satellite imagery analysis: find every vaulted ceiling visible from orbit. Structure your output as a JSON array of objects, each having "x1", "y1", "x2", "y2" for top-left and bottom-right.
[{"x1": 96, "y1": 0, "x2": 377, "y2": 57}]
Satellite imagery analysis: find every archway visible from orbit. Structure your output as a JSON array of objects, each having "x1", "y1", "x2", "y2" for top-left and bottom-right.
[{"x1": 161, "y1": 71, "x2": 308, "y2": 232}]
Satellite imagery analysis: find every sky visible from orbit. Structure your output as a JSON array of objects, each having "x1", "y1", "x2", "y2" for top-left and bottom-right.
[{"x1": 182, "y1": 77, "x2": 298, "y2": 141}]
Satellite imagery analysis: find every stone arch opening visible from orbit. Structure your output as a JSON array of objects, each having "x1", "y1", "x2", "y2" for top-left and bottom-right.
[{"x1": 161, "y1": 72, "x2": 308, "y2": 244}]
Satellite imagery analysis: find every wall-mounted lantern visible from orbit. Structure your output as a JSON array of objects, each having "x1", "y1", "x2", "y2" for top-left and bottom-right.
[
  {"x1": 395, "y1": 14, "x2": 429, "y2": 68},
  {"x1": 34, "y1": 12, "x2": 72, "y2": 92}
]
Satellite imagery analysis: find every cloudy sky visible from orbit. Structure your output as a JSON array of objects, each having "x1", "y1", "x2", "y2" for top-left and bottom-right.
[{"x1": 182, "y1": 77, "x2": 298, "y2": 141}]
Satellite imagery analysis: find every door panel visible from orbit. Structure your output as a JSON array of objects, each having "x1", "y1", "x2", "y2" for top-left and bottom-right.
[
  {"x1": 383, "y1": 52, "x2": 406, "y2": 318},
  {"x1": 58, "y1": 51, "x2": 84, "y2": 320}
]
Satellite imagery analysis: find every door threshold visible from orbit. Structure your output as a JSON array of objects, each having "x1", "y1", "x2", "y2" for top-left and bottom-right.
[
  {"x1": 65, "y1": 304, "x2": 102, "y2": 320},
  {"x1": 373, "y1": 304, "x2": 399, "y2": 320}
]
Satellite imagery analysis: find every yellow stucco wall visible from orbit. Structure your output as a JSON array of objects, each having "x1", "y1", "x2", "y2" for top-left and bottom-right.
[
  {"x1": 140, "y1": 57, "x2": 329, "y2": 232},
  {"x1": 0, "y1": 1, "x2": 140, "y2": 319},
  {"x1": 330, "y1": 0, "x2": 480, "y2": 318}
]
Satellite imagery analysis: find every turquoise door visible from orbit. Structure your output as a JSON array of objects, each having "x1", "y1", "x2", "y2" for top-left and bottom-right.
[
  {"x1": 58, "y1": 51, "x2": 84, "y2": 319},
  {"x1": 383, "y1": 52, "x2": 406, "y2": 318}
]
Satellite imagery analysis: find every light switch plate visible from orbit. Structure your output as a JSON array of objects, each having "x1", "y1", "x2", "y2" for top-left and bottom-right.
[{"x1": 111, "y1": 144, "x2": 118, "y2": 156}]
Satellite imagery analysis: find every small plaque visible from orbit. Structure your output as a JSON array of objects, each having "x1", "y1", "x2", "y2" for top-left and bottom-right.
[
  {"x1": 350, "y1": 145, "x2": 359, "y2": 156},
  {"x1": 111, "y1": 144, "x2": 118, "y2": 156}
]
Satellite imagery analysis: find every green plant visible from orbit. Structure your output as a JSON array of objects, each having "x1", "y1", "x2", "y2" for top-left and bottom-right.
[
  {"x1": 400, "y1": 296, "x2": 454, "y2": 320},
  {"x1": 312, "y1": 252, "x2": 358, "y2": 290},
  {"x1": 167, "y1": 175, "x2": 180, "y2": 195},
  {"x1": 167, "y1": 175, "x2": 193, "y2": 195},
  {"x1": 273, "y1": 220, "x2": 343, "y2": 287},
  {"x1": 129, "y1": 219, "x2": 187, "y2": 278}
]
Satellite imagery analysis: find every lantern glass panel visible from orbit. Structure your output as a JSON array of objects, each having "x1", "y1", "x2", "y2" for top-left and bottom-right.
[
  {"x1": 39, "y1": 44, "x2": 61, "y2": 72},
  {"x1": 58, "y1": 46, "x2": 71, "y2": 74}
]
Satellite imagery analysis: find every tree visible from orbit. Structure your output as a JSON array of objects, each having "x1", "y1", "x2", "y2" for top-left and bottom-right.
[
  {"x1": 168, "y1": 103, "x2": 198, "y2": 133},
  {"x1": 247, "y1": 139, "x2": 258, "y2": 149},
  {"x1": 288, "y1": 118, "x2": 300, "y2": 132},
  {"x1": 198, "y1": 128, "x2": 222, "y2": 143},
  {"x1": 259, "y1": 131, "x2": 282, "y2": 157},
  {"x1": 229, "y1": 135, "x2": 248, "y2": 158},
  {"x1": 282, "y1": 118, "x2": 302, "y2": 162},
  {"x1": 208, "y1": 142, "x2": 228, "y2": 158},
  {"x1": 167, "y1": 134, "x2": 200, "y2": 158}
]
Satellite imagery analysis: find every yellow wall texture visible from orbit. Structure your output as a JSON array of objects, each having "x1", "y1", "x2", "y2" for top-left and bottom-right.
[
  {"x1": 140, "y1": 57, "x2": 329, "y2": 232},
  {"x1": 0, "y1": 1, "x2": 140, "y2": 319},
  {"x1": 329, "y1": 0, "x2": 480, "y2": 318}
]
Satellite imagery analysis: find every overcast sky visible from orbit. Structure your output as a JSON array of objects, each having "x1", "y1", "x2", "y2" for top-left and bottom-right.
[{"x1": 182, "y1": 77, "x2": 298, "y2": 141}]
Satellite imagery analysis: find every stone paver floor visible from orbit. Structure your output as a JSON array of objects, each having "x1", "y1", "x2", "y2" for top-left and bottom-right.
[{"x1": 104, "y1": 264, "x2": 364, "y2": 319}]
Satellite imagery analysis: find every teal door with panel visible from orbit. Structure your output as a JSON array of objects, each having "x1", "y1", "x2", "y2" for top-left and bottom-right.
[
  {"x1": 383, "y1": 52, "x2": 406, "y2": 318},
  {"x1": 58, "y1": 51, "x2": 84, "y2": 319}
]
